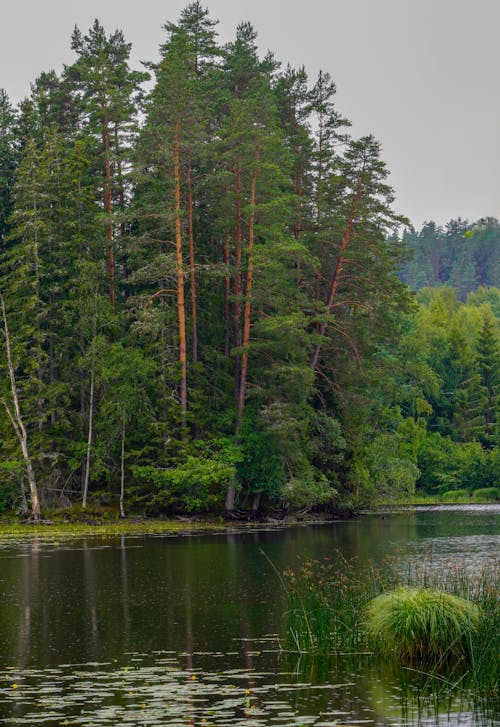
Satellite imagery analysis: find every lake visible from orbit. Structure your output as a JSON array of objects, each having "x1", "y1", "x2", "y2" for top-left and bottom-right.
[{"x1": 0, "y1": 505, "x2": 498, "y2": 725}]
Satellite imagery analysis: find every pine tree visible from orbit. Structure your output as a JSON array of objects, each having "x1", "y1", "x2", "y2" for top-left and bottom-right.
[
  {"x1": 134, "y1": 24, "x2": 209, "y2": 428},
  {"x1": 309, "y1": 135, "x2": 409, "y2": 376},
  {"x1": 66, "y1": 20, "x2": 146, "y2": 307}
]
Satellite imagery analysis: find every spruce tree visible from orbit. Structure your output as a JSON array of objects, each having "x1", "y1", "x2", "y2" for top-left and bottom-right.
[
  {"x1": 0, "y1": 90, "x2": 18, "y2": 245},
  {"x1": 475, "y1": 310, "x2": 500, "y2": 448}
]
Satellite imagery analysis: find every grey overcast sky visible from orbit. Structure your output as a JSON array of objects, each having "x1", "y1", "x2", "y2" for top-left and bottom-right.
[{"x1": 1, "y1": 0, "x2": 500, "y2": 227}]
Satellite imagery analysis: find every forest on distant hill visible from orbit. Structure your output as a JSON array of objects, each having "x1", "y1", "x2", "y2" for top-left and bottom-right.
[
  {"x1": 399, "y1": 217, "x2": 499, "y2": 300},
  {"x1": 0, "y1": 4, "x2": 498, "y2": 519}
]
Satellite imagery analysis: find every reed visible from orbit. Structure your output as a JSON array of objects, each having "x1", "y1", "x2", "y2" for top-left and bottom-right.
[{"x1": 279, "y1": 554, "x2": 499, "y2": 699}]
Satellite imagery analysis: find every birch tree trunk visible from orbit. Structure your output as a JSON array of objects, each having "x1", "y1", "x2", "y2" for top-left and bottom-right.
[
  {"x1": 82, "y1": 368, "x2": 94, "y2": 510},
  {"x1": 0, "y1": 296, "x2": 41, "y2": 520},
  {"x1": 119, "y1": 422, "x2": 126, "y2": 518}
]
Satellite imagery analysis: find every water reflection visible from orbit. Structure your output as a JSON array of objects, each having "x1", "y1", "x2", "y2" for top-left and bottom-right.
[{"x1": 0, "y1": 507, "x2": 497, "y2": 725}]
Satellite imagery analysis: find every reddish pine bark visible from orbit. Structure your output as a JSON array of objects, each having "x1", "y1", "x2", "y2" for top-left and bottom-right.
[
  {"x1": 224, "y1": 232, "x2": 231, "y2": 358},
  {"x1": 187, "y1": 161, "x2": 198, "y2": 363},
  {"x1": 102, "y1": 116, "x2": 115, "y2": 308},
  {"x1": 174, "y1": 118, "x2": 188, "y2": 425},
  {"x1": 310, "y1": 169, "x2": 365, "y2": 372},
  {"x1": 233, "y1": 158, "x2": 243, "y2": 395},
  {"x1": 236, "y1": 142, "x2": 259, "y2": 429}
]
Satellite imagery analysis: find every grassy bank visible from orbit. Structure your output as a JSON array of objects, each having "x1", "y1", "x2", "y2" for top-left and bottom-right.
[
  {"x1": 0, "y1": 501, "x2": 361, "y2": 539},
  {"x1": 371, "y1": 489, "x2": 500, "y2": 507},
  {"x1": 0, "y1": 518, "x2": 234, "y2": 540}
]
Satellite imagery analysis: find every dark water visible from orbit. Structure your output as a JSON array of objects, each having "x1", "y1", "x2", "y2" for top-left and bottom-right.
[{"x1": 0, "y1": 506, "x2": 498, "y2": 725}]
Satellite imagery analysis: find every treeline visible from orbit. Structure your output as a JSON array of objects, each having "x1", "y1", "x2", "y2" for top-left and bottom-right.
[
  {"x1": 0, "y1": 5, "x2": 498, "y2": 519},
  {"x1": 387, "y1": 287, "x2": 499, "y2": 498},
  {"x1": 400, "y1": 218, "x2": 500, "y2": 300}
]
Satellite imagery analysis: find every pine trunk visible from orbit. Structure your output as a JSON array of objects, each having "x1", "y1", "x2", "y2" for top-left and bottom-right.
[
  {"x1": 187, "y1": 161, "x2": 198, "y2": 363},
  {"x1": 310, "y1": 171, "x2": 365, "y2": 372},
  {"x1": 294, "y1": 159, "x2": 303, "y2": 241},
  {"x1": 114, "y1": 125, "x2": 126, "y2": 239},
  {"x1": 102, "y1": 116, "x2": 115, "y2": 308},
  {"x1": 236, "y1": 142, "x2": 259, "y2": 429},
  {"x1": 233, "y1": 158, "x2": 243, "y2": 396},
  {"x1": 226, "y1": 145, "x2": 259, "y2": 513},
  {"x1": 224, "y1": 232, "x2": 231, "y2": 358},
  {"x1": 174, "y1": 118, "x2": 188, "y2": 426}
]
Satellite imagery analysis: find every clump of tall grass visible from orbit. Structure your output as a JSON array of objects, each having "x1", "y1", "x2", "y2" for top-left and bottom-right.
[
  {"x1": 365, "y1": 587, "x2": 480, "y2": 661},
  {"x1": 278, "y1": 550, "x2": 395, "y2": 654},
  {"x1": 277, "y1": 552, "x2": 499, "y2": 699}
]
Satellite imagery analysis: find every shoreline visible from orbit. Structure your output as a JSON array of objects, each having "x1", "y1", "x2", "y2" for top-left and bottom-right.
[
  {"x1": 0, "y1": 508, "x2": 355, "y2": 540},
  {"x1": 0, "y1": 501, "x2": 498, "y2": 540}
]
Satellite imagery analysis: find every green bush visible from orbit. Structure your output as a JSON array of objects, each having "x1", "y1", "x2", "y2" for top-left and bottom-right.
[
  {"x1": 130, "y1": 439, "x2": 242, "y2": 513},
  {"x1": 471, "y1": 487, "x2": 500, "y2": 502},
  {"x1": 366, "y1": 587, "x2": 480, "y2": 661},
  {"x1": 0, "y1": 461, "x2": 24, "y2": 514}
]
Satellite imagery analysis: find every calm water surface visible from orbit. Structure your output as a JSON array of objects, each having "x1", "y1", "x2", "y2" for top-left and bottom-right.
[{"x1": 0, "y1": 506, "x2": 498, "y2": 726}]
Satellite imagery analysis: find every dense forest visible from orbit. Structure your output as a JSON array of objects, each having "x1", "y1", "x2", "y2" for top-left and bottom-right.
[
  {"x1": 0, "y1": 4, "x2": 499, "y2": 519},
  {"x1": 400, "y1": 218, "x2": 500, "y2": 299}
]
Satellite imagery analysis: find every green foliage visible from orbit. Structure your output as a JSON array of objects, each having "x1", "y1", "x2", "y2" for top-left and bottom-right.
[
  {"x1": 237, "y1": 409, "x2": 285, "y2": 500},
  {"x1": 471, "y1": 487, "x2": 500, "y2": 502},
  {"x1": 1, "y1": 5, "x2": 497, "y2": 515},
  {"x1": 401, "y1": 217, "x2": 500, "y2": 297},
  {"x1": 416, "y1": 433, "x2": 497, "y2": 494},
  {"x1": 282, "y1": 472, "x2": 337, "y2": 510},
  {"x1": 130, "y1": 439, "x2": 242, "y2": 513},
  {"x1": 348, "y1": 416, "x2": 420, "y2": 505},
  {"x1": 366, "y1": 587, "x2": 480, "y2": 661},
  {"x1": 0, "y1": 460, "x2": 24, "y2": 513},
  {"x1": 0, "y1": 89, "x2": 17, "y2": 244}
]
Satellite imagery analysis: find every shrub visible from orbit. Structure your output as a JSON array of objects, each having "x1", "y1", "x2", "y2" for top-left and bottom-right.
[
  {"x1": 366, "y1": 587, "x2": 480, "y2": 661},
  {"x1": 471, "y1": 487, "x2": 500, "y2": 502}
]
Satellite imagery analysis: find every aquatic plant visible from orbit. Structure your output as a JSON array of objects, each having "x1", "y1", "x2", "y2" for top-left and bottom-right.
[
  {"x1": 279, "y1": 553, "x2": 498, "y2": 702},
  {"x1": 280, "y1": 551, "x2": 393, "y2": 654},
  {"x1": 365, "y1": 587, "x2": 480, "y2": 661}
]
